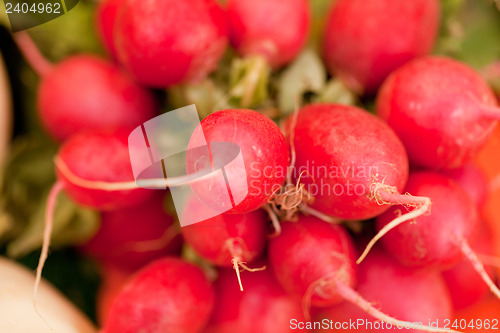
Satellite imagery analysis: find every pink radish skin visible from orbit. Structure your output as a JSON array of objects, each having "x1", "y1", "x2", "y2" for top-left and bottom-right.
[
  {"x1": 38, "y1": 55, "x2": 157, "y2": 141},
  {"x1": 187, "y1": 109, "x2": 289, "y2": 214},
  {"x1": 114, "y1": 0, "x2": 228, "y2": 87},
  {"x1": 81, "y1": 193, "x2": 182, "y2": 271},
  {"x1": 376, "y1": 172, "x2": 479, "y2": 268},
  {"x1": 96, "y1": 0, "x2": 124, "y2": 59},
  {"x1": 268, "y1": 216, "x2": 457, "y2": 333},
  {"x1": 226, "y1": 0, "x2": 310, "y2": 68},
  {"x1": 206, "y1": 267, "x2": 308, "y2": 333},
  {"x1": 315, "y1": 248, "x2": 453, "y2": 333},
  {"x1": 181, "y1": 195, "x2": 267, "y2": 290},
  {"x1": 284, "y1": 103, "x2": 410, "y2": 220},
  {"x1": 442, "y1": 225, "x2": 496, "y2": 310},
  {"x1": 323, "y1": 0, "x2": 440, "y2": 94},
  {"x1": 444, "y1": 163, "x2": 489, "y2": 212},
  {"x1": 56, "y1": 128, "x2": 153, "y2": 210},
  {"x1": 268, "y1": 216, "x2": 357, "y2": 308},
  {"x1": 376, "y1": 56, "x2": 500, "y2": 169},
  {"x1": 102, "y1": 258, "x2": 215, "y2": 333}
]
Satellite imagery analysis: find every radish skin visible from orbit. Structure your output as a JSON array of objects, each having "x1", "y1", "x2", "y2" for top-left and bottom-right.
[{"x1": 268, "y1": 216, "x2": 458, "y2": 333}]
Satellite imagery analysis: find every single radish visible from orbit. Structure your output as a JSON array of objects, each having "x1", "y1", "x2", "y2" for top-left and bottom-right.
[
  {"x1": 96, "y1": 0, "x2": 125, "y2": 59},
  {"x1": 323, "y1": 0, "x2": 440, "y2": 94},
  {"x1": 227, "y1": 0, "x2": 310, "y2": 69},
  {"x1": 274, "y1": 103, "x2": 429, "y2": 244},
  {"x1": 442, "y1": 224, "x2": 496, "y2": 310},
  {"x1": 268, "y1": 216, "x2": 456, "y2": 333},
  {"x1": 181, "y1": 195, "x2": 267, "y2": 291},
  {"x1": 81, "y1": 192, "x2": 182, "y2": 271},
  {"x1": 34, "y1": 128, "x2": 155, "y2": 302},
  {"x1": 55, "y1": 128, "x2": 153, "y2": 211},
  {"x1": 224, "y1": 0, "x2": 310, "y2": 107},
  {"x1": 315, "y1": 248, "x2": 453, "y2": 333},
  {"x1": 376, "y1": 56, "x2": 500, "y2": 169},
  {"x1": 206, "y1": 266, "x2": 307, "y2": 333},
  {"x1": 186, "y1": 109, "x2": 289, "y2": 215},
  {"x1": 114, "y1": 0, "x2": 228, "y2": 87},
  {"x1": 14, "y1": 33, "x2": 157, "y2": 142},
  {"x1": 102, "y1": 257, "x2": 215, "y2": 333},
  {"x1": 375, "y1": 171, "x2": 500, "y2": 300},
  {"x1": 444, "y1": 163, "x2": 489, "y2": 213}
]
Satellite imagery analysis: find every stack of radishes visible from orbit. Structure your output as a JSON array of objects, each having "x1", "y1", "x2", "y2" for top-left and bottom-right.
[{"x1": 9, "y1": 0, "x2": 500, "y2": 332}]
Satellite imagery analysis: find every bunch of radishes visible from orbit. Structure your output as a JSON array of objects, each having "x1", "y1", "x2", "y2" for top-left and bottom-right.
[{"x1": 8, "y1": 0, "x2": 500, "y2": 332}]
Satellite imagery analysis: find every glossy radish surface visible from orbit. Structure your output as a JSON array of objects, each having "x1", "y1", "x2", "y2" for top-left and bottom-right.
[
  {"x1": 187, "y1": 109, "x2": 289, "y2": 214},
  {"x1": 206, "y1": 267, "x2": 307, "y2": 333},
  {"x1": 102, "y1": 257, "x2": 215, "y2": 333},
  {"x1": 56, "y1": 128, "x2": 153, "y2": 210},
  {"x1": 285, "y1": 103, "x2": 409, "y2": 220},
  {"x1": 226, "y1": 0, "x2": 310, "y2": 68},
  {"x1": 96, "y1": 0, "x2": 125, "y2": 58},
  {"x1": 114, "y1": 0, "x2": 228, "y2": 87},
  {"x1": 37, "y1": 55, "x2": 157, "y2": 142},
  {"x1": 323, "y1": 0, "x2": 440, "y2": 94},
  {"x1": 376, "y1": 171, "x2": 479, "y2": 268},
  {"x1": 315, "y1": 248, "x2": 453, "y2": 333},
  {"x1": 376, "y1": 56, "x2": 500, "y2": 169},
  {"x1": 268, "y1": 216, "x2": 357, "y2": 307}
]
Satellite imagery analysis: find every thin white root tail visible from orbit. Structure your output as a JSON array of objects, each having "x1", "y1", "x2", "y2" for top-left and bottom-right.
[
  {"x1": 33, "y1": 181, "x2": 64, "y2": 327},
  {"x1": 335, "y1": 279, "x2": 462, "y2": 333},
  {"x1": 459, "y1": 239, "x2": 500, "y2": 301},
  {"x1": 55, "y1": 156, "x2": 217, "y2": 191},
  {"x1": 226, "y1": 238, "x2": 266, "y2": 291},
  {"x1": 299, "y1": 204, "x2": 342, "y2": 224},
  {"x1": 357, "y1": 190, "x2": 431, "y2": 264}
]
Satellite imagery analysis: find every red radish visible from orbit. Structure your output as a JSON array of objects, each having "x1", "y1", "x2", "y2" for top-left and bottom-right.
[
  {"x1": 226, "y1": 0, "x2": 310, "y2": 69},
  {"x1": 55, "y1": 128, "x2": 153, "y2": 211},
  {"x1": 268, "y1": 216, "x2": 455, "y2": 332},
  {"x1": 186, "y1": 109, "x2": 289, "y2": 214},
  {"x1": 81, "y1": 193, "x2": 182, "y2": 271},
  {"x1": 14, "y1": 33, "x2": 157, "y2": 142},
  {"x1": 96, "y1": 265, "x2": 132, "y2": 325},
  {"x1": 375, "y1": 171, "x2": 500, "y2": 300},
  {"x1": 96, "y1": 0, "x2": 124, "y2": 59},
  {"x1": 35, "y1": 128, "x2": 156, "y2": 301},
  {"x1": 114, "y1": 0, "x2": 228, "y2": 87},
  {"x1": 315, "y1": 248, "x2": 453, "y2": 333},
  {"x1": 442, "y1": 225, "x2": 496, "y2": 310},
  {"x1": 376, "y1": 56, "x2": 500, "y2": 169},
  {"x1": 444, "y1": 163, "x2": 489, "y2": 212},
  {"x1": 279, "y1": 103, "x2": 429, "y2": 236},
  {"x1": 206, "y1": 266, "x2": 307, "y2": 333},
  {"x1": 323, "y1": 0, "x2": 440, "y2": 94},
  {"x1": 102, "y1": 257, "x2": 215, "y2": 333},
  {"x1": 181, "y1": 195, "x2": 267, "y2": 291},
  {"x1": 38, "y1": 55, "x2": 157, "y2": 141}
]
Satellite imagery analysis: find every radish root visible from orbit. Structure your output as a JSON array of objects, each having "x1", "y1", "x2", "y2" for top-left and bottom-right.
[
  {"x1": 14, "y1": 31, "x2": 53, "y2": 76},
  {"x1": 55, "y1": 156, "x2": 218, "y2": 190},
  {"x1": 357, "y1": 184, "x2": 431, "y2": 264},
  {"x1": 226, "y1": 238, "x2": 266, "y2": 291},
  {"x1": 335, "y1": 279, "x2": 461, "y2": 333},
  {"x1": 110, "y1": 224, "x2": 180, "y2": 255},
  {"x1": 34, "y1": 181, "x2": 64, "y2": 320},
  {"x1": 459, "y1": 238, "x2": 500, "y2": 301},
  {"x1": 267, "y1": 98, "x2": 340, "y2": 232}
]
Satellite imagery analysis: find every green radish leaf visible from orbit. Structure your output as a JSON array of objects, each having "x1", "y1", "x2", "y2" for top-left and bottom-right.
[
  {"x1": 278, "y1": 48, "x2": 327, "y2": 114},
  {"x1": 7, "y1": 191, "x2": 99, "y2": 258}
]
